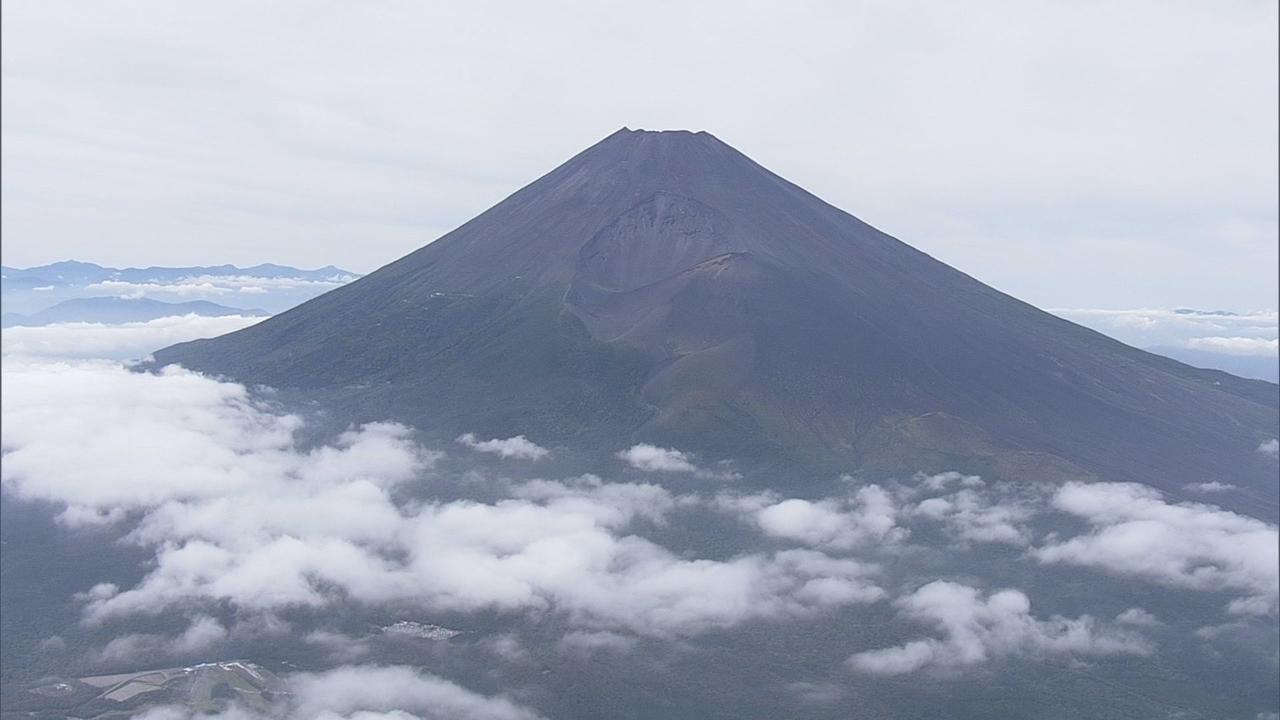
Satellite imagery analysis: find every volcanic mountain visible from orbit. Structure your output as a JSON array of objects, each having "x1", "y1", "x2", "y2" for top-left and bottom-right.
[{"x1": 154, "y1": 128, "x2": 1279, "y2": 512}]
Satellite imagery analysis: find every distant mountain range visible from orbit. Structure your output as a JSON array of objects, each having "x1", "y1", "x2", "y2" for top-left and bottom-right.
[
  {"x1": 1, "y1": 261, "x2": 357, "y2": 316},
  {"x1": 0, "y1": 260, "x2": 354, "y2": 286},
  {"x1": 1, "y1": 297, "x2": 266, "y2": 328}
]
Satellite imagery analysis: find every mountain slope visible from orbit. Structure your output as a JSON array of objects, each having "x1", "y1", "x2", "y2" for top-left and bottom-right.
[{"x1": 153, "y1": 128, "x2": 1279, "y2": 513}]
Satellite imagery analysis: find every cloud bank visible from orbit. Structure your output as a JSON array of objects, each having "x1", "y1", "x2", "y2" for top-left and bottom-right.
[
  {"x1": 1049, "y1": 307, "x2": 1278, "y2": 353},
  {"x1": 136, "y1": 664, "x2": 545, "y2": 720},
  {"x1": 0, "y1": 314, "x2": 264, "y2": 360},
  {"x1": 1, "y1": 360, "x2": 884, "y2": 638}
]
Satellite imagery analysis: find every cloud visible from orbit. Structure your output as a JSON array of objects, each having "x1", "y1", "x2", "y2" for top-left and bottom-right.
[
  {"x1": 1184, "y1": 336, "x2": 1279, "y2": 356},
  {"x1": 1115, "y1": 608, "x2": 1162, "y2": 627},
  {"x1": 1, "y1": 360, "x2": 424, "y2": 515},
  {"x1": 904, "y1": 474, "x2": 1035, "y2": 547},
  {"x1": 557, "y1": 630, "x2": 636, "y2": 656},
  {"x1": 917, "y1": 471, "x2": 986, "y2": 492},
  {"x1": 1259, "y1": 439, "x2": 1279, "y2": 458},
  {"x1": 456, "y1": 433, "x2": 549, "y2": 461},
  {"x1": 290, "y1": 665, "x2": 545, "y2": 720},
  {"x1": 718, "y1": 472, "x2": 1040, "y2": 550},
  {"x1": 87, "y1": 615, "x2": 228, "y2": 666},
  {"x1": 847, "y1": 581, "x2": 1150, "y2": 675},
  {"x1": 0, "y1": 314, "x2": 264, "y2": 360},
  {"x1": 2, "y1": 2, "x2": 1276, "y2": 310},
  {"x1": 617, "y1": 444, "x2": 698, "y2": 473},
  {"x1": 303, "y1": 630, "x2": 372, "y2": 663},
  {"x1": 1048, "y1": 308, "x2": 1278, "y2": 351},
  {"x1": 1, "y1": 359, "x2": 884, "y2": 638},
  {"x1": 1185, "y1": 481, "x2": 1236, "y2": 493},
  {"x1": 134, "y1": 664, "x2": 546, "y2": 720},
  {"x1": 86, "y1": 274, "x2": 352, "y2": 299},
  {"x1": 786, "y1": 681, "x2": 846, "y2": 705},
  {"x1": 1035, "y1": 482, "x2": 1279, "y2": 616},
  {"x1": 726, "y1": 485, "x2": 903, "y2": 551}
]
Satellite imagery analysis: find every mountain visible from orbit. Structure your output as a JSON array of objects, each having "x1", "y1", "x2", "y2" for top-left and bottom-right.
[
  {"x1": 153, "y1": 128, "x2": 1279, "y2": 514},
  {"x1": 0, "y1": 297, "x2": 267, "y2": 328},
  {"x1": 1, "y1": 261, "x2": 358, "y2": 316},
  {"x1": 0, "y1": 260, "x2": 354, "y2": 286}
]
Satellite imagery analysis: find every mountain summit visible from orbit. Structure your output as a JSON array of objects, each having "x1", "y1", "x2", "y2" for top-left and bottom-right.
[{"x1": 154, "y1": 129, "x2": 1279, "y2": 512}]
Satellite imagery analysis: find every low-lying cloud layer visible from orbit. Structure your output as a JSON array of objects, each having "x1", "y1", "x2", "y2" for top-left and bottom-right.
[
  {"x1": 0, "y1": 314, "x2": 263, "y2": 360},
  {"x1": 1, "y1": 361, "x2": 884, "y2": 637},
  {"x1": 87, "y1": 274, "x2": 352, "y2": 300}
]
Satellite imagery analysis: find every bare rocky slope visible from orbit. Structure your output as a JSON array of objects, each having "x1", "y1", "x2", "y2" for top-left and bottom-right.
[{"x1": 153, "y1": 128, "x2": 1279, "y2": 515}]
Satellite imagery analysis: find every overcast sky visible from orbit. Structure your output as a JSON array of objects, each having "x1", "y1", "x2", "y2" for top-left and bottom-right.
[{"x1": 2, "y1": 0, "x2": 1276, "y2": 309}]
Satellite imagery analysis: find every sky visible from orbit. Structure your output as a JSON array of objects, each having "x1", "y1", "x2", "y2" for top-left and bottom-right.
[{"x1": 1, "y1": 0, "x2": 1276, "y2": 310}]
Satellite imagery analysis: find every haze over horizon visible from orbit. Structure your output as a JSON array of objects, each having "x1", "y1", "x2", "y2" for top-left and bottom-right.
[{"x1": 2, "y1": 1, "x2": 1277, "y2": 310}]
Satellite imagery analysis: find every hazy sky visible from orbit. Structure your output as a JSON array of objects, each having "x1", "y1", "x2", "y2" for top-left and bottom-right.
[{"x1": 2, "y1": 0, "x2": 1276, "y2": 309}]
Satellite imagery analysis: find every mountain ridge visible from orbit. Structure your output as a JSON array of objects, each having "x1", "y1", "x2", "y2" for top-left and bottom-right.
[{"x1": 1, "y1": 297, "x2": 267, "y2": 328}]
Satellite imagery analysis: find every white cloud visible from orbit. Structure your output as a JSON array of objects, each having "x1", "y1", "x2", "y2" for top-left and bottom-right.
[
  {"x1": 1, "y1": 360, "x2": 424, "y2": 515},
  {"x1": 1, "y1": 359, "x2": 884, "y2": 638},
  {"x1": 617, "y1": 444, "x2": 698, "y2": 473},
  {"x1": 173, "y1": 614, "x2": 230, "y2": 654},
  {"x1": 86, "y1": 274, "x2": 352, "y2": 299},
  {"x1": 1184, "y1": 336, "x2": 1279, "y2": 356},
  {"x1": 1048, "y1": 308, "x2": 1278, "y2": 351},
  {"x1": 731, "y1": 485, "x2": 903, "y2": 551},
  {"x1": 719, "y1": 473, "x2": 1039, "y2": 550},
  {"x1": 303, "y1": 630, "x2": 372, "y2": 663},
  {"x1": 557, "y1": 630, "x2": 636, "y2": 656},
  {"x1": 0, "y1": 314, "x2": 263, "y2": 360},
  {"x1": 1259, "y1": 439, "x2": 1279, "y2": 458},
  {"x1": 86, "y1": 614, "x2": 228, "y2": 666},
  {"x1": 456, "y1": 433, "x2": 549, "y2": 461},
  {"x1": 1036, "y1": 482, "x2": 1279, "y2": 616},
  {"x1": 1115, "y1": 608, "x2": 1162, "y2": 627},
  {"x1": 918, "y1": 471, "x2": 986, "y2": 492},
  {"x1": 134, "y1": 664, "x2": 546, "y2": 720},
  {"x1": 290, "y1": 665, "x2": 545, "y2": 720},
  {"x1": 908, "y1": 487, "x2": 1034, "y2": 546},
  {"x1": 848, "y1": 581, "x2": 1150, "y2": 675}
]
